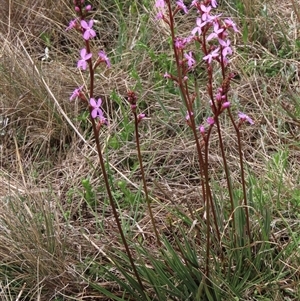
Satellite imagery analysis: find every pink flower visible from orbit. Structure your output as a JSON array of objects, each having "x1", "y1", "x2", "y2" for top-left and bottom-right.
[
  {"x1": 184, "y1": 51, "x2": 195, "y2": 68},
  {"x1": 206, "y1": 13, "x2": 222, "y2": 23},
  {"x1": 191, "y1": 17, "x2": 207, "y2": 36},
  {"x1": 176, "y1": 0, "x2": 188, "y2": 14},
  {"x1": 90, "y1": 98, "x2": 104, "y2": 119},
  {"x1": 155, "y1": 0, "x2": 165, "y2": 19},
  {"x1": 203, "y1": 47, "x2": 220, "y2": 64},
  {"x1": 207, "y1": 116, "x2": 215, "y2": 125},
  {"x1": 190, "y1": 0, "x2": 199, "y2": 7},
  {"x1": 164, "y1": 72, "x2": 171, "y2": 78},
  {"x1": 70, "y1": 86, "x2": 83, "y2": 101},
  {"x1": 156, "y1": 11, "x2": 164, "y2": 20},
  {"x1": 138, "y1": 113, "x2": 146, "y2": 122},
  {"x1": 199, "y1": 125, "x2": 205, "y2": 133},
  {"x1": 175, "y1": 37, "x2": 190, "y2": 49},
  {"x1": 215, "y1": 89, "x2": 225, "y2": 102},
  {"x1": 66, "y1": 19, "x2": 77, "y2": 31},
  {"x1": 77, "y1": 48, "x2": 92, "y2": 70},
  {"x1": 98, "y1": 50, "x2": 111, "y2": 68},
  {"x1": 200, "y1": 4, "x2": 212, "y2": 21},
  {"x1": 238, "y1": 112, "x2": 254, "y2": 125},
  {"x1": 219, "y1": 39, "x2": 232, "y2": 58},
  {"x1": 85, "y1": 5, "x2": 92, "y2": 11},
  {"x1": 81, "y1": 19, "x2": 96, "y2": 40},
  {"x1": 224, "y1": 18, "x2": 239, "y2": 32},
  {"x1": 186, "y1": 111, "x2": 194, "y2": 121},
  {"x1": 155, "y1": 0, "x2": 165, "y2": 8},
  {"x1": 207, "y1": 22, "x2": 224, "y2": 41}
]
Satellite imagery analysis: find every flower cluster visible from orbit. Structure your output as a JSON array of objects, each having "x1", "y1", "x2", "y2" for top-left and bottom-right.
[
  {"x1": 68, "y1": 0, "x2": 110, "y2": 124},
  {"x1": 68, "y1": 16, "x2": 110, "y2": 71},
  {"x1": 157, "y1": 0, "x2": 253, "y2": 131}
]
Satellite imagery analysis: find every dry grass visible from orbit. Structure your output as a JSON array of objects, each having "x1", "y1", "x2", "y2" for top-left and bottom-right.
[{"x1": 1, "y1": 0, "x2": 300, "y2": 299}]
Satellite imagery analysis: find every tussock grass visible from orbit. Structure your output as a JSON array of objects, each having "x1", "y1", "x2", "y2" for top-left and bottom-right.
[{"x1": 0, "y1": 0, "x2": 300, "y2": 299}]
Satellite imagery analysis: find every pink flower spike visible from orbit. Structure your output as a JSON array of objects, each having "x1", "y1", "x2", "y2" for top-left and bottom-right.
[
  {"x1": 77, "y1": 48, "x2": 92, "y2": 70},
  {"x1": 207, "y1": 117, "x2": 215, "y2": 125},
  {"x1": 81, "y1": 19, "x2": 96, "y2": 40},
  {"x1": 203, "y1": 47, "x2": 220, "y2": 64},
  {"x1": 85, "y1": 4, "x2": 92, "y2": 11},
  {"x1": 176, "y1": 0, "x2": 188, "y2": 14},
  {"x1": 238, "y1": 112, "x2": 254, "y2": 125},
  {"x1": 184, "y1": 51, "x2": 196, "y2": 68},
  {"x1": 70, "y1": 86, "x2": 83, "y2": 101},
  {"x1": 90, "y1": 98, "x2": 104, "y2": 119},
  {"x1": 98, "y1": 50, "x2": 111, "y2": 68}
]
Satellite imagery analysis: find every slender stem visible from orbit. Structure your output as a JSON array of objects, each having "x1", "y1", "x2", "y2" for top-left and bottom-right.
[
  {"x1": 204, "y1": 127, "x2": 221, "y2": 245},
  {"x1": 228, "y1": 110, "x2": 251, "y2": 241},
  {"x1": 134, "y1": 113, "x2": 161, "y2": 246},
  {"x1": 85, "y1": 40, "x2": 94, "y2": 99},
  {"x1": 208, "y1": 50, "x2": 235, "y2": 230},
  {"x1": 90, "y1": 119, "x2": 146, "y2": 295},
  {"x1": 214, "y1": 116, "x2": 235, "y2": 229}
]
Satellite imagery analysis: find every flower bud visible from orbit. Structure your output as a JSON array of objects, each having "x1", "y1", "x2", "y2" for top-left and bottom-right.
[
  {"x1": 199, "y1": 125, "x2": 205, "y2": 133},
  {"x1": 207, "y1": 117, "x2": 215, "y2": 125},
  {"x1": 221, "y1": 101, "x2": 230, "y2": 109}
]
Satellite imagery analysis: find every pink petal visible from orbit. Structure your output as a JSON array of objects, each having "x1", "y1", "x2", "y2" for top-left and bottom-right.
[
  {"x1": 84, "y1": 53, "x2": 92, "y2": 60},
  {"x1": 80, "y1": 48, "x2": 87, "y2": 58},
  {"x1": 83, "y1": 31, "x2": 91, "y2": 40},
  {"x1": 90, "y1": 98, "x2": 96, "y2": 107},
  {"x1": 96, "y1": 98, "x2": 102, "y2": 107},
  {"x1": 81, "y1": 20, "x2": 88, "y2": 29},
  {"x1": 91, "y1": 109, "x2": 97, "y2": 119}
]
